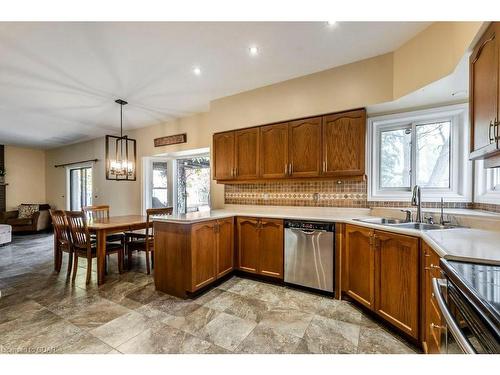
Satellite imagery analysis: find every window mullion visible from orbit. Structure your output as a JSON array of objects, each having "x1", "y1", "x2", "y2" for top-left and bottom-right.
[{"x1": 410, "y1": 122, "x2": 417, "y2": 190}]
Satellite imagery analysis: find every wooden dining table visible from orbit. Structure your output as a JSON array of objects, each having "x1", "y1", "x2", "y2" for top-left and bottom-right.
[{"x1": 87, "y1": 215, "x2": 150, "y2": 285}]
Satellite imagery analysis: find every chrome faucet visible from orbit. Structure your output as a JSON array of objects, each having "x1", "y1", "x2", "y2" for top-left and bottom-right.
[{"x1": 411, "y1": 185, "x2": 422, "y2": 223}]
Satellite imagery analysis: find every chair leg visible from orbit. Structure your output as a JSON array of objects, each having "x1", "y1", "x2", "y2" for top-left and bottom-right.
[
  {"x1": 151, "y1": 250, "x2": 154, "y2": 269},
  {"x1": 128, "y1": 249, "x2": 133, "y2": 270},
  {"x1": 144, "y1": 247, "x2": 150, "y2": 275},
  {"x1": 86, "y1": 256, "x2": 92, "y2": 284},
  {"x1": 66, "y1": 251, "x2": 73, "y2": 279},
  {"x1": 72, "y1": 254, "x2": 79, "y2": 282},
  {"x1": 55, "y1": 248, "x2": 63, "y2": 272},
  {"x1": 117, "y1": 250, "x2": 123, "y2": 274}
]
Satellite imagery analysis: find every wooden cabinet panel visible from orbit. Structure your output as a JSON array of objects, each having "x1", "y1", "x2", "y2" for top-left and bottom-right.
[
  {"x1": 190, "y1": 221, "x2": 217, "y2": 291},
  {"x1": 374, "y1": 231, "x2": 419, "y2": 339},
  {"x1": 213, "y1": 132, "x2": 235, "y2": 180},
  {"x1": 289, "y1": 117, "x2": 322, "y2": 177},
  {"x1": 322, "y1": 110, "x2": 365, "y2": 176},
  {"x1": 260, "y1": 123, "x2": 289, "y2": 179},
  {"x1": 216, "y1": 217, "x2": 234, "y2": 278},
  {"x1": 422, "y1": 242, "x2": 443, "y2": 353},
  {"x1": 237, "y1": 217, "x2": 260, "y2": 273},
  {"x1": 258, "y1": 218, "x2": 284, "y2": 279},
  {"x1": 235, "y1": 128, "x2": 259, "y2": 179},
  {"x1": 344, "y1": 224, "x2": 375, "y2": 309}
]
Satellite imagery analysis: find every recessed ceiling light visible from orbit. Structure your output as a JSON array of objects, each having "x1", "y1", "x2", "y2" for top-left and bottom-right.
[
  {"x1": 326, "y1": 21, "x2": 337, "y2": 27},
  {"x1": 192, "y1": 67, "x2": 201, "y2": 76},
  {"x1": 249, "y1": 46, "x2": 259, "y2": 56}
]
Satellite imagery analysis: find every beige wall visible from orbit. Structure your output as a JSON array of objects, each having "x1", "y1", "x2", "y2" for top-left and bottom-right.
[
  {"x1": 4, "y1": 146, "x2": 46, "y2": 211},
  {"x1": 44, "y1": 22, "x2": 485, "y2": 215}
]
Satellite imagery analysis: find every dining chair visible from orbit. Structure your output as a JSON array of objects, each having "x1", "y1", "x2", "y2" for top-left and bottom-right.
[
  {"x1": 125, "y1": 207, "x2": 173, "y2": 274},
  {"x1": 66, "y1": 210, "x2": 124, "y2": 284},
  {"x1": 50, "y1": 209, "x2": 73, "y2": 279},
  {"x1": 82, "y1": 205, "x2": 125, "y2": 244}
]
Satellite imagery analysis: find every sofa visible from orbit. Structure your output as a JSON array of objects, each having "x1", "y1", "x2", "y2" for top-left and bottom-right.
[{"x1": 3, "y1": 204, "x2": 51, "y2": 233}]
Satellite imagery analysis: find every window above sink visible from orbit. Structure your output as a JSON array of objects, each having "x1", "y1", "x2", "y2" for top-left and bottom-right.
[{"x1": 367, "y1": 103, "x2": 472, "y2": 202}]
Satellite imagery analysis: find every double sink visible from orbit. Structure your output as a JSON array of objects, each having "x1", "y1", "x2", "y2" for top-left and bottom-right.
[{"x1": 354, "y1": 217, "x2": 459, "y2": 231}]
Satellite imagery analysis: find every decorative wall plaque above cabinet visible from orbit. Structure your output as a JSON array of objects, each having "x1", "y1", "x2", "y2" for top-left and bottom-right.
[{"x1": 154, "y1": 133, "x2": 187, "y2": 147}]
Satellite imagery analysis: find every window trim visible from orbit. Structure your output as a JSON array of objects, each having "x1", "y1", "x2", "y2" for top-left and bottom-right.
[
  {"x1": 367, "y1": 103, "x2": 471, "y2": 202},
  {"x1": 474, "y1": 160, "x2": 500, "y2": 204}
]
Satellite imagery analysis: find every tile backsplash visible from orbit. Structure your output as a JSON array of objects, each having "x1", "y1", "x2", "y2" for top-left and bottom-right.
[{"x1": 224, "y1": 180, "x2": 500, "y2": 213}]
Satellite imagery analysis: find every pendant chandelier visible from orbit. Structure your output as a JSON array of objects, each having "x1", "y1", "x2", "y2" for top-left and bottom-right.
[{"x1": 105, "y1": 99, "x2": 137, "y2": 181}]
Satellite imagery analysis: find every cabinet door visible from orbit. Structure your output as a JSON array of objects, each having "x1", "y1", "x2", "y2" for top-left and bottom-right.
[
  {"x1": 258, "y1": 218, "x2": 284, "y2": 279},
  {"x1": 422, "y1": 242, "x2": 443, "y2": 353},
  {"x1": 470, "y1": 23, "x2": 498, "y2": 153},
  {"x1": 260, "y1": 123, "x2": 289, "y2": 179},
  {"x1": 237, "y1": 217, "x2": 260, "y2": 273},
  {"x1": 213, "y1": 132, "x2": 235, "y2": 180},
  {"x1": 190, "y1": 221, "x2": 217, "y2": 291},
  {"x1": 322, "y1": 110, "x2": 366, "y2": 176},
  {"x1": 344, "y1": 224, "x2": 375, "y2": 309},
  {"x1": 289, "y1": 117, "x2": 322, "y2": 177},
  {"x1": 216, "y1": 217, "x2": 234, "y2": 278},
  {"x1": 235, "y1": 128, "x2": 259, "y2": 179},
  {"x1": 374, "y1": 230, "x2": 419, "y2": 339}
]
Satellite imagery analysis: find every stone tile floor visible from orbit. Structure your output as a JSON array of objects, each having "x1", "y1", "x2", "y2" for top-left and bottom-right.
[{"x1": 0, "y1": 233, "x2": 419, "y2": 354}]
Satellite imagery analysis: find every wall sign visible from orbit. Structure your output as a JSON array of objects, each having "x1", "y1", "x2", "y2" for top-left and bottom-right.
[{"x1": 154, "y1": 133, "x2": 187, "y2": 147}]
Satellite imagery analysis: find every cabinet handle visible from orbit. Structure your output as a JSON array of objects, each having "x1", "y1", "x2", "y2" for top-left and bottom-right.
[
  {"x1": 489, "y1": 120, "x2": 495, "y2": 143},
  {"x1": 323, "y1": 161, "x2": 326, "y2": 173},
  {"x1": 431, "y1": 323, "x2": 444, "y2": 330},
  {"x1": 284, "y1": 164, "x2": 288, "y2": 176},
  {"x1": 425, "y1": 264, "x2": 441, "y2": 271},
  {"x1": 495, "y1": 118, "x2": 499, "y2": 143},
  {"x1": 235, "y1": 167, "x2": 238, "y2": 176},
  {"x1": 289, "y1": 163, "x2": 293, "y2": 175}
]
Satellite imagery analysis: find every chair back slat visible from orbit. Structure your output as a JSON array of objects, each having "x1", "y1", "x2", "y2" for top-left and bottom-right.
[
  {"x1": 145, "y1": 207, "x2": 173, "y2": 238},
  {"x1": 82, "y1": 205, "x2": 110, "y2": 221},
  {"x1": 66, "y1": 211, "x2": 92, "y2": 251},
  {"x1": 50, "y1": 210, "x2": 71, "y2": 245}
]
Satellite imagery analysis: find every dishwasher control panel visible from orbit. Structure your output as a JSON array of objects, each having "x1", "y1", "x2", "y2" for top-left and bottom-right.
[{"x1": 284, "y1": 220, "x2": 334, "y2": 232}]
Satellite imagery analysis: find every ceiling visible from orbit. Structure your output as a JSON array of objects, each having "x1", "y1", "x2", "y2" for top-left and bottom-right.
[{"x1": 0, "y1": 22, "x2": 430, "y2": 148}]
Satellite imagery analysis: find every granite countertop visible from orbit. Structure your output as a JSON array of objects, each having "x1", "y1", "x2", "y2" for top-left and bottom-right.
[{"x1": 153, "y1": 205, "x2": 500, "y2": 265}]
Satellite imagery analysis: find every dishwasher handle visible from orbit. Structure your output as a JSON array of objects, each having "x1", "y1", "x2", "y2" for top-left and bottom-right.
[
  {"x1": 432, "y1": 277, "x2": 476, "y2": 354},
  {"x1": 289, "y1": 228, "x2": 327, "y2": 235}
]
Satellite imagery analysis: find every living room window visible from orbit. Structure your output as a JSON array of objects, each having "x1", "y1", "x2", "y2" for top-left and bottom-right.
[{"x1": 368, "y1": 103, "x2": 471, "y2": 202}]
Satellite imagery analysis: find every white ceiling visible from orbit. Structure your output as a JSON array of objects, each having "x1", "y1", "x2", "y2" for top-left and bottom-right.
[{"x1": 0, "y1": 22, "x2": 430, "y2": 148}]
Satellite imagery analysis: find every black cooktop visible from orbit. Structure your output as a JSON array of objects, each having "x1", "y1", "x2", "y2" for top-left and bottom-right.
[{"x1": 442, "y1": 259, "x2": 500, "y2": 330}]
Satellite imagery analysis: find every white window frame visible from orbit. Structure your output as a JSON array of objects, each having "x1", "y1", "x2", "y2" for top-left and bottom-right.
[
  {"x1": 367, "y1": 103, "x2": 471, "y2": 202},
  {"x1": 65, "y1": 162, "x2": 95, "y2": 210},
  {"x1": 474, "y1": 160, "x2": 500, "y2": 204}
]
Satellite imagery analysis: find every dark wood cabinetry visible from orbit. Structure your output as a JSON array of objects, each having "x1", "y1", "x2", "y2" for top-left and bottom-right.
[
  {"x1": 421, "y1": 242, "x2": 443, "y2": 353},
  {"x1": 343, "y1": 224, "x2": 420, "y2": 339},
  {"x1": 236, "y1": 216, "x2": 284, "y2": 279},
  {"x1": 322, "y1": 110, "x2": 366, "y2": 176},
  {"x1": 213, "y1": 108, "x2": 366, "y2": 182},
  {"x1": 470, "y1": 22, "x2": 500, "y2": 160}
]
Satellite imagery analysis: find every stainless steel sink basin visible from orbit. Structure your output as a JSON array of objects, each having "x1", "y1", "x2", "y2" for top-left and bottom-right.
[
  {"x1": 354, "y1": 218, "x2": 406, "y2": 225},
  {"x1": 354, "y1": 218, "x2": 460, "y2": 231}
]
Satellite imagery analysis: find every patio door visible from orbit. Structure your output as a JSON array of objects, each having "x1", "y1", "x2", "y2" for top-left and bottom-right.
[{"x1": 69, "y1": 167, "x2": 92, "y2": 210}]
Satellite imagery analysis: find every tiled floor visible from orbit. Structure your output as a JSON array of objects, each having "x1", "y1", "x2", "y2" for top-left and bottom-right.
[{"x1": 0, "y1": 233, "x2": 418, "y2": 354}]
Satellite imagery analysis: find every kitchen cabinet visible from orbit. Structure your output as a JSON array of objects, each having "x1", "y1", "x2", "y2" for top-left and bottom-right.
[
  {"x1": 213, "y1": 131, "x2": 235, "y2": 180},
  {"x1": 421, "y1": 242, "x2": 443, "y2": 353},
  {"x1": 374, "y1": 231, "x2": 420, "y2": 339},
  {"x1": 470, "y1": 22, "x2": 500, "y2": 160},
  {"x1": 288, "y1": 117, "x2": 322, "y2": 177},
  {"x1": 260, "y1": 123, "x2": 289, "y2": 179},
  {"x1": 235, "y1": 128, "x2": 260, "y2": 179},
  {"x1": 237, "y1": 216, "x2": 284, "y2": 279},
  {"x1": 344, "y1": 225, "x2": 375, "y2": 309},
  {"x1": 322, "y1": 109, "x2": 366, "y2": 176},
  {"x1": 154, "y1": 218, "x2": 234, "y2": 297},
  {"x1": 343, "y1": 224, "x2": 420, "y2": 339},
  {"x1": 213, "y1": 108, "x2": 366, "y2": 182}
]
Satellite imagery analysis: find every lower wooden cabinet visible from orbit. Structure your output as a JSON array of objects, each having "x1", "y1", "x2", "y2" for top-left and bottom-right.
[
  {"x1": 216, "y1": 217, "x2": 235, "y2": 278},
  {"x1": 422, "y1": 242, "x2": 443, "y2": 353},
  {"x1": 237, "y1": 217, "x2": 284, "y2": 279},
  {"x1": 343, "y1": 224, "x2": 420, "y2": 339}
]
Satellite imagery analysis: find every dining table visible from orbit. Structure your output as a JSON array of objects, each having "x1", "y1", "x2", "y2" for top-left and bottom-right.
[{"x1": 87, "y1": 215, "x2": 150, "y2": 285}]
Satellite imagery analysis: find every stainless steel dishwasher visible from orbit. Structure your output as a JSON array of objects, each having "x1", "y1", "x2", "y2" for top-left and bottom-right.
[{"x1": 284, "y1": 220, "x2": 335, "y2": 293}]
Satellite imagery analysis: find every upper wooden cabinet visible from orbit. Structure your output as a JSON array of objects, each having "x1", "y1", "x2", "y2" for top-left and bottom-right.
[
  {"x1": 322, "y1": 110, "x2": 366, "y2": 176},
  {"x1": 260, "y1": 123, "x2": 289, "y2": 179},
  {"x1": 235, "y1": 128, "x2": 260, "y2": 179},
  {"x1": 213, "y1": 132, "x2": 235, "y2": 180},
  {"x1": 213, "y1": 108, "x2": 366, "y2": 182},
  {"x1": 289, "y1": 117, "x2": 322, "y2": 177},
  {"x1": 470, "y1": 22, "x2": 500, "y2": 160}
]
